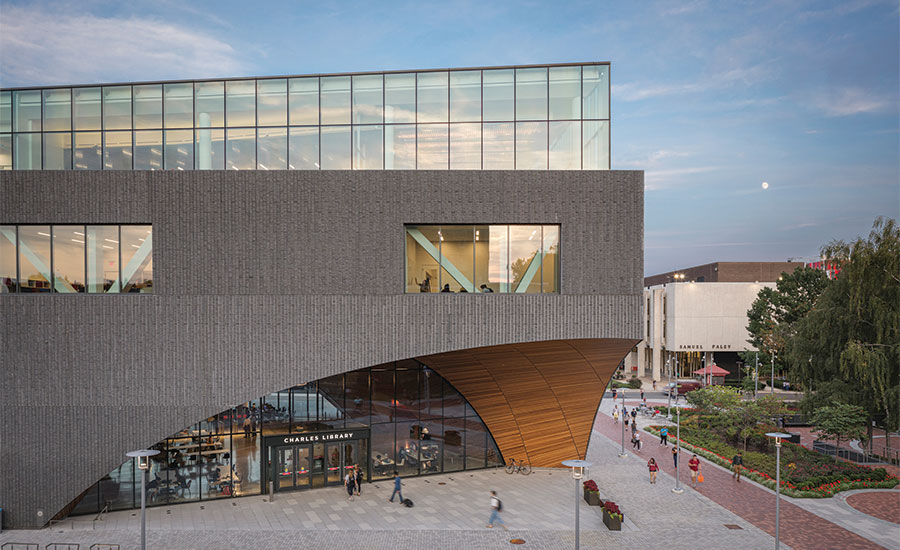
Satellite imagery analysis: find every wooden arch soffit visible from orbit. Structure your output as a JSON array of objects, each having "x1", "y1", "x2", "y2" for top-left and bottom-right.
[{"x1": 417, "y1": 338, "x2": 638, "y2": 468}]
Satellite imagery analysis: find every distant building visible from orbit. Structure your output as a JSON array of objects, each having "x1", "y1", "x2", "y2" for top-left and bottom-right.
[{"x1": 629, "y1": 262, "x2": 799, "y2": 382}]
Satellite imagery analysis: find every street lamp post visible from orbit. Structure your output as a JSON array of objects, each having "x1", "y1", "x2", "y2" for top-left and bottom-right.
[
  {"x1": 771, "y1": 351, "x2": 776, "y2": 394},
  {"x1": 666, "y1": 356, "x2": 672, "y2": 413},
  {"x1": 765, "y1": 433, "x2": 791, "y2": 550},
  {"x1": 562, "y1": 460, "x2": 592, "y2": 550},
  {"x1": 754, "y1": 352, "x2": 759, "y2": 399},
  {"x1": 619, "y1": 389, "x2": 627, "y2": 458},
  {"x1": 672, "y1": 388, "x2": 683, "y2": 494},
  {"x1": 126, "y1": 449, "x2": 160, "y2": 550}
]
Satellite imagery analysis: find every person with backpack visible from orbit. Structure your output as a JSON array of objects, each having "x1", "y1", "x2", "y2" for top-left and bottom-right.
[
  {"x1": 487, "y1": 490, "x2": 508, "y2": 530},
  {"x1": 354, "y1": 464, "x2": 363, "y2": 496},
  {"x1": 659, "y1": 426, "x2": 669, "y2": 446}
]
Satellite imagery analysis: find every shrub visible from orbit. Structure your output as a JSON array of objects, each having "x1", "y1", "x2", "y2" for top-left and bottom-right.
[{"x1": 627, "y1": 378, "x2": 643, "y2": 389}]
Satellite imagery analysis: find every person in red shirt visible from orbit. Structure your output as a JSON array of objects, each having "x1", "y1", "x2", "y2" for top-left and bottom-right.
[
  {"x1": 647, "y1": 458, "x2": 659, "y2": 484},
  {"x1": 689, "y1": 454, "x2": 701, "y2": 487}
]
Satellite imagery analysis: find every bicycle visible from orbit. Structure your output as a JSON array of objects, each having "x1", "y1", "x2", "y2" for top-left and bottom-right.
[{"x1": 505, "y1": 458, "x2": 532, "y2": 475}]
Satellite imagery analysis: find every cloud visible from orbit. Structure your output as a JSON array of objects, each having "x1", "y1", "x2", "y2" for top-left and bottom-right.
[
  {"x1": 807, "y1": 87, "x2": 895, "y2": 117},
  {"x1": 613, "y1": 62, "x2": 773, "y2": 102},
  {"x1": 0, "y1": 4, "x2": 249, "y2": 87},
  {"x1": 644, "y1": 166, "x2": 718, "y2": 191},
  {"x1": 618, "y1": 149, "x2": 691, "y2": 168}
]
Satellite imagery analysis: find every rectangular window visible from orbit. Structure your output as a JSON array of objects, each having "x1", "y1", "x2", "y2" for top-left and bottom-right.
[
  {"x1": 483, "y1": 122, "x2": 514, "y2": 169},
  {"x1": 164, "y1": 83, "x2": 193, "y2": 129},
  {"x1": 549, "y1": 121, "x2": 580, "y2": 170},
  {"x1": 352, "y1": 125, "x2": 383, "y2": 170},
  {"x1": 121, "y1": 225, "x2": 153, "y2": 293},
  {"x1": 164, "y1": 129, "x2": 193, "y2": 170},
  {"x1": 0, "y1": 91, "x2": 11, "y2": 133},
  {"x1": 53, "y1": 225, "x2": 85, "y2": 293},
  {"x1": 195, "y1": 81, "x2": 225, "y2": 128},
  {"x1": 74, "y1": 132, "x2": 102, "y2": 170},
  {"x1": 226, "y1": 80, "x2": 256, "y2": 127},
  {"x1": 18, "y1": 225, "x2": 51, "y2": 292},
  {"x1": 482, "y1": 69, "x2": 514, "y2": 122},
  {"x1": 515, "y1": 121, "x2": 547, "y2": 169},
  {"x1": 450, "y1": 70, "x2": 481, "y2": 122},
  {"x1": 583, "y1": 120, "x2": 609, "y2": 170},
  {"x1": 321, "y1": 76, "x2": 351, "y2": 125},
  {"x1": 134, "y1": 130, "x2": 162, "y2": 170},
  {"x1": 385, "y1": 73, "x2": 416, "y2": 124},
  {"x1": 13, "y1": 90, "x2": 42, "y2": 132},
  {"x1": 288, "y1": 127, "x2": 319, "y2": 169},
  {"x1": 583, "y1": 65, "x2": 609, "y2": 120},
  {"x1": 417, "y1": 72, "x2": 448, "y2": 123},
  {"x1": 195, "y1": 128, "x2": 224, "y2": 169},
  {"x1": 288, "y1": 77, "x2": 319, "y2": 125},
  {"x1": 87, "y1": 225, "x2": 119, "y2": 293},
  {"x1": 417, "y1": 124, "x2": 448, "y2": 169},
  {"x1": 74, "y1": 87, "x2": 102, "y2": 131},
  {"x1": 257, "y1": 79, "x2": 287, "y2": 127},
  {"x1": 0, "y1": 134, "x2": 9, "y2": 170},
  {"x1": 450, "y1": 123, "x2": 481, "y2": 170},
  {"x1": 43, "y1": 132, "x2": 72, "y2": 170},
  {"x1": 1, "y1": 225, "x2": 17, "y2": 293},
  {"x1": 14, "y1": 133, "x2": 41, "y2": 169},
  {"x1": 133, "y1": 85, "x2": 162, "y2": 129},
  {"x1": 320, "y1": 125, "x2": 350, "y2": 169},
  {"x1": 226, "y1": 128, "x2": 256, "y2": 170},
  {"x1": 352, "y1": 74, "x2": 383, "y2": 124},
  {"x1": 43, "y1": 89, "x2": 71, "y2": 131},
  {"x1": 515, "y1": 67, "x2": 547, "y2": 121},
  {"x1": 103, "y1": 86, "x2": 132, "y2": 130},
  {"x1": 103, "y1": 130, "x2": 132, "y2": 169},
  {"x1": 407, "y1": 224, "x2": 559, "y2": 294},
  {"x1": 549, "y1": 66, "x2": 581, "y2": 120},
  {"x1": 384, "y1": 124, "x2": 415, "y2": 169},
  {"x1": 257, "y1": 127, "x2": 287, "y2": 170}
]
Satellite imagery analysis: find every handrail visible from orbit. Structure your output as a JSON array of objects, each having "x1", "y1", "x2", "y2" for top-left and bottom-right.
[{"x1": 93, "y1": 504, "x2": 109, "y2": 522}]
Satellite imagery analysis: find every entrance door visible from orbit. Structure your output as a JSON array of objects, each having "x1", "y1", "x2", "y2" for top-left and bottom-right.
[
  {"x1": 295, "y1": 445, "x2": 311, "y2": 489},
  {"x1": 274, "y1": 446, "x2": 296, "y2": 491},
  {"x1": 310, "y1": 443, "x2": 326, "y2": 489},
  {"x1": 325, "y1": 442, "x2": 342, "y2": 485}
]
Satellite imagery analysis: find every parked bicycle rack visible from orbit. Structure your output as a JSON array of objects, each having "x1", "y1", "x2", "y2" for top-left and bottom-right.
[{"x1": 0, "y1": 544, "x2": 38, "y2": 550}]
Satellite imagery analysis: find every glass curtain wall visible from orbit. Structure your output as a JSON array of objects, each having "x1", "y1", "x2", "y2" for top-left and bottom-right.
[
  {"x1": 1, "y1": 224, "x2": 153, "y2": 293},
  {"x1": 406, "y1": 224, "x2": 560, "y2": 293},
  {"x1": 1, "y1": 64, "x2": 609, "y2": 171},
  {"x1": 68, "y1": 359, "x2": 503, "y2": 515}
]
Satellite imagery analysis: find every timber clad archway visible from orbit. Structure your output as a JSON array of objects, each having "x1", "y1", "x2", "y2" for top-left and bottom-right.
[{"x1": 418, "y1": 338, "x2": 637, "y2": 468}]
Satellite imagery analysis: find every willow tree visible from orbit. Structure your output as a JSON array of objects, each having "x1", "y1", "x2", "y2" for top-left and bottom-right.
[{"x1": 788, "y1": 217, "x2": 900, "y2": 440}]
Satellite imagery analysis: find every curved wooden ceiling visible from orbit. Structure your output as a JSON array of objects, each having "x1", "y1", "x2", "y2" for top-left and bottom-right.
[{"x1": 417, "y1": 338, "x2": 637, "y2": 468}]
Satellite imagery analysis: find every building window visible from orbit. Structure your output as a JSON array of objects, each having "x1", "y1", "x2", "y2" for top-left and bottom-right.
[
  {"x1": 0, "y1": 224, "x2": 153, "y2": 294},
  {"x1": 405, "y1": 224, "x2": 559, "y2": 294}
]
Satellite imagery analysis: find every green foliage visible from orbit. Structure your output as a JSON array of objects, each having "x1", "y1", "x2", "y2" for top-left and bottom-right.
[
  {"x1": 788, "y1": 217, "x2": 900, "y2": 430},
  {"x1": 746, "y1": 266, "x2": 830, "y2": 364},
  {"x1": 627, "y1": 378, "x2": 643, "y2": 389},
  {"x1": 812, "y1": 403, "x2": 868, "y2": 462}
]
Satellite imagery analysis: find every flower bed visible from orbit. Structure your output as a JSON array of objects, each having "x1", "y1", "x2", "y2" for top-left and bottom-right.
[{"x1": 644, "y1": 425, "x2": 898, "y2": 498}]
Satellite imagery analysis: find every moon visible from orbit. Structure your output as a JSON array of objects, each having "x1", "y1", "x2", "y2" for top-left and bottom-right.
[{"x1": 762, "y1": 181, "x2": 769, "y2": 190}]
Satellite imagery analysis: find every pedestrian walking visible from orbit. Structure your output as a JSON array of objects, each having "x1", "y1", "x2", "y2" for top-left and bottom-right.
[
  {"x1": 344, "y1": 469, "x2": 356, "y2": 501},
  {"x1": 355, "y1": 464, "x2": 363, "y2": 496},
  {"x1": 487, "y1": 490, "x2": 508, "y2": 530},
  {"x1": 648, "y1": 458, "x2": 658, "y2": 484},
  {"x1": 632, "y1": 431, "x2": 642, "y2": 450},
  {"x1": 624, "y1": 415, "x2": 630, "y2": 429},
  {"x1": 732, "y1": 452, "x2": 743, "y2": 482},
  {"x1": 672, "y1": 445, "x2": 679, "y2": 468},
  {"x1": 659, "y1": 426, "x2": 668, "y2": 446},
  {"x1": 640, "y1": 389, "x2": 645, "y2": 401},
  {"x1": 612, "y1": 388, "x2": 617, "y2": 400},
  {"x1": 652, "y1": 380, "x2": 657, "y2": 391},
  {"x1": 631, "y1": 419, "x2": 637, "y2": 435},
  {"x1": 612, "y1": 409, "x2": 619, "y2": 424},
  {"x1": 389, "y1": 471, "x2": 403, "y2": 503},
  {"x1": 689, "y1": 454, "x2": 701, "y2": 486},
  {"x1": 630, "y1": 408, "x2": 637, "y2": 422}
]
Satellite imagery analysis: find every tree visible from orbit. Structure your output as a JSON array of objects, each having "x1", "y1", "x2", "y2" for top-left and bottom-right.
[
  {"x1": 724, "y1": 394, "x2": 788, "y2": 452},
  {"x1": 811, "y1": 403, "x2": 868, "y2": 462},
  {"x1": 787, "y1": 217, "x2": 900, "y2": 434},
  {"x1": 686, "y1": 385, "x2": 742, "y2": 429},
  {"x1": 745, "y1": 265, "x2": 830, "y2": 370}
]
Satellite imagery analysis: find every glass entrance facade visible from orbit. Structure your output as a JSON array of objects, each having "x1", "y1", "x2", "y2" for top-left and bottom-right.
[{"x1": 68, "y1": 358, "x2": 503, "y2": 516}]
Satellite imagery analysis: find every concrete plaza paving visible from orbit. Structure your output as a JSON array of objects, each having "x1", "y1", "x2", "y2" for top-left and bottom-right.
[{"x1": 0, "y1": 409, "x2": 779, "y2": 550}]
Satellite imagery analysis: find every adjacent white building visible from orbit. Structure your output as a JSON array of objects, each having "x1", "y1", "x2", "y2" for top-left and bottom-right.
[{"x1": 627, "y1": 281, "x2": 774, "y2": 382}]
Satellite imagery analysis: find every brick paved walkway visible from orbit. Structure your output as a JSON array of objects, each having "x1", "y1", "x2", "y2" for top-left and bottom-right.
[
  {"x1": 846, "y1": 491, "x2": 900, "y2": 524},
  {"x1": 599, "y1": 400, "x2": 888, "y2": 550}
]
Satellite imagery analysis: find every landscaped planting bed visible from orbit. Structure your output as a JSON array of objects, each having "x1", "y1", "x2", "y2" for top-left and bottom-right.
[{"x1": 645, "y1": 424, "x2": 898, "y2": 497}]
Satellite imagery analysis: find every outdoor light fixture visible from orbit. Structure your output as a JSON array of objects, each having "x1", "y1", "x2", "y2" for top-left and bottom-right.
[
  {"x1": 562, "y1": 459, "x2": 593, "y2": 550},
  {"x1": 126, "y1": 449, "x2": 160, "y2": 550},
  {"x1": 765, "y1": 432, "x2": 792, "y2": 550}
]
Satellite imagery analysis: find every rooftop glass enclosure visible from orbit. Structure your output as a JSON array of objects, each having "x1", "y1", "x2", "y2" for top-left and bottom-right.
[{"x1": 0, "y1": 63, "x2": 609, "y2": 171}]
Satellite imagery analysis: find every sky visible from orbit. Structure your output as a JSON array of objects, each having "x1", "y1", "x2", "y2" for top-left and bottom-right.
[{"x1": 1, "y1": 0, "x2": 897, "y2": 276}]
